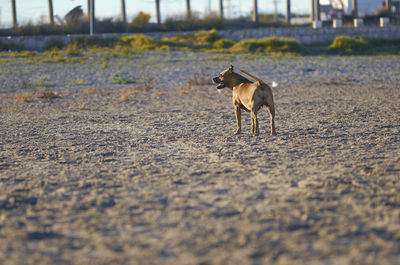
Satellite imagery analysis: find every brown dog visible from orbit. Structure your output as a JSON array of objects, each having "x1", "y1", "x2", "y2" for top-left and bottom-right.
[{"x1": 213, "y1": 65, "x2": 276, "y2": 136}]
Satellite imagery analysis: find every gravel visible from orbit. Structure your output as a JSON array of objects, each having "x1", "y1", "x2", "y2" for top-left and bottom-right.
[{"x1": 0, "y1": 52, "x2": 400, "y2": 265}]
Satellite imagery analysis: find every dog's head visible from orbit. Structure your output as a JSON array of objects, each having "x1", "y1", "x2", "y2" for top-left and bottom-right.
[{"x1": 212, "y1": 65, "x2": 235, "y2": 90}]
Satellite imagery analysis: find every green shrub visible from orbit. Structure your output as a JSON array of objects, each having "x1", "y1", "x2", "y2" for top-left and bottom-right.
[
  {"x1": 328, "y1": 35, "x2": 371, "y2": 54},
  {"x1": 73, "y1": 36, "x2": 118, "y2": 49},
  {"x1": 43, "y1": 47, "x2": 61, "y2": 57},
  {"x1": 65, "y1": 42, "x2": 83, "y2": 56},
  {"x1": 192, "y1": 29, "x2": 221, "y2": 44},
  {"x1": 260, "y1": 37, "x2": 302, "y2": 53},
  {"x1": 230, "y1": 37, "x2": 301, "y2": 54},
  {"x1": 120, "y1": 34, "x2": 157, "y2": 51},
  {"x1": 160, "y1": 29, "x2": 222, "y2": 50},
  {"x1": 230, "y1": 39, "x2": 265, "y2": 53},
  {"x1": 10, "y1": 51, "x2": 38, "y2": 57},
  {"x1": 212, "y1": 38, "x2": 235, "y2": 49},
  {"x1": 111, "y1": 74, "x2": 135, "y2": 84},
  {"x1": 132, "y1": 11, "x2": 151, "y2": 28}
]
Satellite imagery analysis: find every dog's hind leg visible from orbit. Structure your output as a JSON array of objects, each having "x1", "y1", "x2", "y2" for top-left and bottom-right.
[
  {"x1": 251, "y1": 110, "x2": 259, "y2": 136},
  {"x1": 234, "y1": 105, "x2": 242, "y2": 135},
  {"x1": 266, "y1": 105, "x2": 276, "y2": 136}
]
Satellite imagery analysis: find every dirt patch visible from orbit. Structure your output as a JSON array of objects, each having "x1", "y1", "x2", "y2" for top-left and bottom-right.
[{"x1": 0, "y1": 52, "x2": 399, "y2": 265}]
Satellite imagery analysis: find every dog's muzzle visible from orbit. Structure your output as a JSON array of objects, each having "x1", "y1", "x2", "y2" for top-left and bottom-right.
[{"x1": 212, "y1": 77, "x2": 225, "y2": 89}]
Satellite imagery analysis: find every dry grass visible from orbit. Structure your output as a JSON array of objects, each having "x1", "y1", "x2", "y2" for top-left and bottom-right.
[
  {"x1": 177, "y1": 85, "x2": 193, "y2": 95},
  {"x1": 178, "y1": 73, "x2": 210, "y2": 96},
  {"x1": 151, "y1": 91, "x2": 165, "y2": 98},
  {"x1": 38, "y1": 89, "x2": 59, "y2": 100},
  {"x1": 21, "y1": 79, "x2": 32, "y2": 89},
  {"x1": 84, "y1": 87, "x2": 99, "y2": 95},
  {"x1": 100, "y1": 89, "x2": 115, "y2": 97},
  {"x1": 195, "y1": 91, "x2": 207, "y2": 99},
  {"x1": 120, "y1": 88, "x2": 139, "y2": 101},
  {"x1": 14, "y1": 92, "x2": 33, "y2": 102},
  {"x1": 321, "y1": 76, "x2": 356, "y2": 85},
  {"x1": 187, "y1": 73, "x2": 210, "y2": 86},
  {"x1": 137, "y1": 75, "x2": 155, "y2": 91},
  {"x1": 119, "y1": 75, "x2": 156, "y2": 101}
]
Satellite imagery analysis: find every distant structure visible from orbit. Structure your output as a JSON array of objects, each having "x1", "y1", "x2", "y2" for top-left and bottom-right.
[
  {"x1": 55, "y1": 15, "x2": 65, "y2": 25},
  {"x1": 65, "y1": 6, "x2": 84, "y2": 24},
  {"x1": 339, "y1": 0, "x2": 399, "y2": 16}
]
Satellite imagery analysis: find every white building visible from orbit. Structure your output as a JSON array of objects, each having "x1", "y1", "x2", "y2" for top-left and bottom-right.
[
  {"x1": 344, "y1": 0, "x2": 383, "y2": 15},
  {"x1": 322, "y1": 0, "x2": 392, "y2": 16}
]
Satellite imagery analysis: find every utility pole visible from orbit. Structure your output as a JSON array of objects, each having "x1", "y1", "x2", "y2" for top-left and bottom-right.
[
  {"x1": 155, "y1": 0, "x2": 161, "y2": 24},
  {"x1": 286, "y1": 0, "x2": 291, "y2": 24},
  {"x1": 219, "y1": 0, "x2": 224, "y2": 18},
  {"x1": 311, "y1": 0, "x2": 315, "y2": 21},
  {"x1": 11, "y1": 0, "x2": 17, "y2": 28},
  {"x1": 90, "y1": 0, "x2": 95, "y2": 35},
  {"x1": 48, "y1": 0, "x2": 54, "y2": 25},
  {"x1": 252, "y1": 0, "x2": 258, "y2": 23},
  {"x1": 121, "y1": 0, "x2": 126, "y2": 23},
  {"x1": 352, "y1": 0, "x2": 358, "y2": 17},
  {"x1": 186, "y1": 0, "x2": 191, "y2": 19},
  {"x1": 273, "y1": 0, "x2": 278, "y2": 21},
  {"x1": 314, "y1": 0, "x2": 320, "y2": 20}
]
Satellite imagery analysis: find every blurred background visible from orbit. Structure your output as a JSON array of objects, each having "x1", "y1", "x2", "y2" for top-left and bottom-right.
[{"x1": 0, "y1": 0, "x2": 398, "y2": 34}]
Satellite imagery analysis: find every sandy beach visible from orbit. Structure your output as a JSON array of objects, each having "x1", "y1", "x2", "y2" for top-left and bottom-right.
[{"x1": 0, "y1": 52, "x2": 399, "y2": 264}]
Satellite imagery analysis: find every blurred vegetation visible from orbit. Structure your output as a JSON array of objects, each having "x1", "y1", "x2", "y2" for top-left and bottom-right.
[
  {"x1": 1, "y1": 8, "x2": 398, "y2": 36},
  {"x1": 328, "y1": 36, "x2": 371, "y2": 54},
  {"x1": 0, "y1": 11, "x2": 291, "y2": 37},
  {"x1": 230, "y1": 37, "x2": 302, "y2": 54},
  {"x1": 1, "y1": 30, "x2": 399, "y2": 61}
]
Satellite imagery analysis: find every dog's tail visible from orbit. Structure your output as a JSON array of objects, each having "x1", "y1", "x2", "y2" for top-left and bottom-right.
[{"x1": 239, "y1": 69, "x2": 267, "y2": 86}]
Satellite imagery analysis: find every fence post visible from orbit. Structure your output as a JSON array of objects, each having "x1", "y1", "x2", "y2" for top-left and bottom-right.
[
  {"x1": 121, "y1": 0, "x2": 126, "y2": 23},
  {"x1": 314, "y1": 0, "x2": 320, "y2": 21},
  {"x1": 90, "y1": 0, "x2": 95, "y2": 35},
  {"x1": 352, "y1": 0, "x2": 358, "y2": 17},
  {"x1": 219, "y1": 0, "x2": 224, "y2": 18},
  {"x1": 286, "y1": 0, "x2": 291, "y2": 24},
  {"x1": 186, "y1": 0, "x2": 191, "y2": 19},
  {"x1": 48, "y1": 0, "x2": 54, "y2": 25},
  {"x1": 11, "y1": 0, "x2": 17, "y2": 28},
  {"x1": 310, "y1": 0, "x2": 315, "y2": 21},
  {"x1": 155, "y1": 0, "x2": 161, "y2": 24},
  {"x1": 252, "y1": 0, "x2": 258, "y2": 23}
]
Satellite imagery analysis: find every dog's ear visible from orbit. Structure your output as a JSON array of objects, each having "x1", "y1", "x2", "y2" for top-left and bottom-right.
[{"x1": 229, "y1": 65, "x2": 234, "y2": 72}]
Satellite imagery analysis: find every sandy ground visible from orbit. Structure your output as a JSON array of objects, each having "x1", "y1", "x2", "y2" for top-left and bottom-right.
[{"x1": 0, "y1": 52, "x2": 400, "y2": 265}]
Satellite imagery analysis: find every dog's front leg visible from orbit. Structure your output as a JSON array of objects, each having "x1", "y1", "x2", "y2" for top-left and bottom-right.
[{"x1": 234, "y1": 105, "x2": 241, "y2": 135}]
